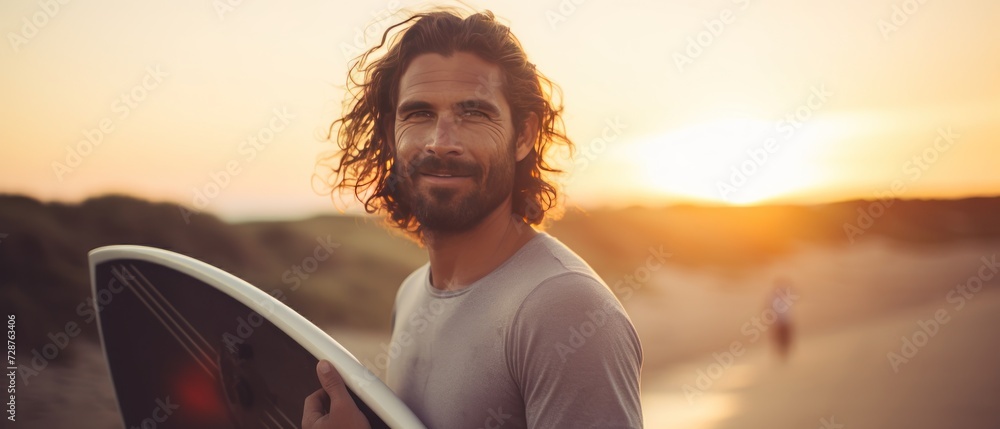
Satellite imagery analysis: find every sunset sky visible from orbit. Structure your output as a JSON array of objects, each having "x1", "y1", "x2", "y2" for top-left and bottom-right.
[{"x1": 2, "y1": 0, "x2": 998, "y2": 220}]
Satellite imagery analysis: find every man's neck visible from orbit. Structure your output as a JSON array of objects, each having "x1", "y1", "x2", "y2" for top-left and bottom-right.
[{"x1": 422, "y1": 200, "x2": 538, "y2": 291}]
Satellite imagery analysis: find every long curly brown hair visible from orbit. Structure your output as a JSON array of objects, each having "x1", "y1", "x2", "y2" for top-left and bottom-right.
[{"x1": 316, "y1": 9, "x2": 572, "y2": 234}]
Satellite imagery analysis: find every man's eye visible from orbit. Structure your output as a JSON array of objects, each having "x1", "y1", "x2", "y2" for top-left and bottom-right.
[
  {"x1": 461, "y1": 110, "x2": 488, "y2": 118},
  {"x1": 404, "y1": 111, "x2": 432, "y2": 120}
]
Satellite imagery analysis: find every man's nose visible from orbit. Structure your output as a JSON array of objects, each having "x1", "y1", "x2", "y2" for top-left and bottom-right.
[{"x1": 423, "y1": 115, "x2": 464, "y2": 156}]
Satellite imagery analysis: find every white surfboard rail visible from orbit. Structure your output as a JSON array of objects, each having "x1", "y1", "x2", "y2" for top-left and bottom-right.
[{"x1": 89, "y1": 244, "x2": 426, "y2": 429}]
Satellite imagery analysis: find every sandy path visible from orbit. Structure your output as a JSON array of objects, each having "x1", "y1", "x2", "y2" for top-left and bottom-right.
[{"x1": 641, "y1": 289, "x2": 1000, "y2": 429}]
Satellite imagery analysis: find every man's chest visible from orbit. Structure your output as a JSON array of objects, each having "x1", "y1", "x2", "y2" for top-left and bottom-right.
[{"x1": 386, "y1": 296, "x2": 528, "y2": 429}]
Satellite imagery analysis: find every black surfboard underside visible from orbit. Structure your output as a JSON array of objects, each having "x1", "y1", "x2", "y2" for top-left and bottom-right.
[{"x1": 93, "y1": 258, "x2": 389, "y2": 429}]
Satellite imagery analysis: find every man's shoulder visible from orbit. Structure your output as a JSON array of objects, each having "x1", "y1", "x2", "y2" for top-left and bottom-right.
[
  {"x1": 399, "y1": 262, "x2": 429, "y2": 289},
  {"x1": 509, "y1": 234, "x2": 627, "y2": 325},
  {"x1": 506, "y1": 236, "x2": 642, "y2": 390},
  {"x1": 393, "y1": 262, "x2": 429, "y2": 309},
  {"x1": 516, "y1": 232, "x2": 605, "y2": 287}
]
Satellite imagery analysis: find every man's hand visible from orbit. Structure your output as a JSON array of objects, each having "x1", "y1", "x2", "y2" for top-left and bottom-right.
[{"x1": 302, "y1": 360, "x2": 372, "y2": 429}]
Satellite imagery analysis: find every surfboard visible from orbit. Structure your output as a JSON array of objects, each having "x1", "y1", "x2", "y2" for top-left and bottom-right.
[{"x1": 88, "y1": 245, "x2": 425, "y2": 429}]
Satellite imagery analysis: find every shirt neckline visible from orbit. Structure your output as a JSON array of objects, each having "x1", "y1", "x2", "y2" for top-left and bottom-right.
[{"x1": 422, "y1": 232, "x2": 550, "y2": 298}]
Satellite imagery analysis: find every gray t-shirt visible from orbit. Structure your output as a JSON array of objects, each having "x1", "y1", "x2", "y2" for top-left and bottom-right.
[{"x1": 386, "y1": 232, "x2": 643, "y2": 428}]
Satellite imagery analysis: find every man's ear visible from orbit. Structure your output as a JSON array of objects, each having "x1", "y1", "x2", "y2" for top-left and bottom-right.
[{"x1": 515, "y1": 112, "x2": 538, "y2": 162}]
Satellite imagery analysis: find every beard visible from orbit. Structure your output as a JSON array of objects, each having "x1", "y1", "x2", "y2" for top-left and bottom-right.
[{"x1": 395, "y1": 146, "x2": 515, "y2": 234}]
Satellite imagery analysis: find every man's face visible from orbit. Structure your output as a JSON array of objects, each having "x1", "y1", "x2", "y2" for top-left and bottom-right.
[{"x1": 393, "y1": 52, "x2": 529, "y2": 233}]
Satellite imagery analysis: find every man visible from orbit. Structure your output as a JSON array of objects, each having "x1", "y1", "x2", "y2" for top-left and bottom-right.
[{"x1": 303, "y1": 9, "x2": 643, "y2": 429}]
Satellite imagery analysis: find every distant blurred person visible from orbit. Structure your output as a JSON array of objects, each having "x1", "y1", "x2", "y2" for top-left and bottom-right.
[
  {"x1": 304, "y1": 8, "x2": 643, "y2": 429},
  {"x1": 768, "y1": 278, "x2": 795, "y2": 361}
]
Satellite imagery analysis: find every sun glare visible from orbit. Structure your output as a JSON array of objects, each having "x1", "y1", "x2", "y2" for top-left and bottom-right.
[{"x1": 619, "y1": 118, "x2": 835, "y2": 206}]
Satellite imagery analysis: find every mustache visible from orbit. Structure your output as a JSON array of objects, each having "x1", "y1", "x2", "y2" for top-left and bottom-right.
[{"x1": 402, "y1": 155, "x2": 482, "y2": 178}]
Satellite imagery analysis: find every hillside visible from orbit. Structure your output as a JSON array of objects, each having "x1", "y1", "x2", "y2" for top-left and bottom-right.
[{"x1": 2, "y1": 193, "x2": 998, "y2": 359}]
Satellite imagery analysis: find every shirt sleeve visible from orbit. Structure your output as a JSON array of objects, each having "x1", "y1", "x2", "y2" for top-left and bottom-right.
[{"x1": 506, "y1": 272, "x2": 644, "y2": 428}]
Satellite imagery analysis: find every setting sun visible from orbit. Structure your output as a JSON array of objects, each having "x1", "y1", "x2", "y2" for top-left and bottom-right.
[{"x1": 616, "y1": 118, "x2": 837, "y2": 206}]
